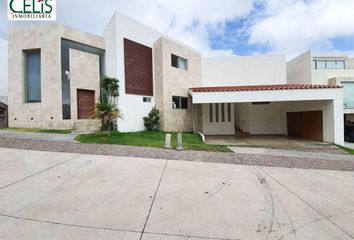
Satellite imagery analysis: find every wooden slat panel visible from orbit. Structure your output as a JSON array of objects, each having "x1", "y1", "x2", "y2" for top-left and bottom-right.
[
  {"x1": 287, "y1": 110, "x2": 323, "y2": 141},
  {"x1": 124, "y1": 38, "x2": 153, "y2": 96}
]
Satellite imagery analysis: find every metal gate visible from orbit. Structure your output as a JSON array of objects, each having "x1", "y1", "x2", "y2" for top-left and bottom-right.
[{"x1": 0, "y1": 102, "x2": 8, "y2": 128}]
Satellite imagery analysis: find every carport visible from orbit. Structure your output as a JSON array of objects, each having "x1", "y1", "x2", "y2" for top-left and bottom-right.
[{"x1": 189, "y1": 84, "x2": 344, "y2": 145}]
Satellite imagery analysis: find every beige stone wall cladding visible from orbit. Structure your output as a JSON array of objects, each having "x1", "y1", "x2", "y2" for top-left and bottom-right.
[
  {"x1": 8, "y1": 24, "x2": 104, "y2": 130},
  {"x1": 69, "y1": 49, "x2": 100, "y2": 121},
  {"x1": 154, "y1": 37, "x2": 202, "y2": 132}
]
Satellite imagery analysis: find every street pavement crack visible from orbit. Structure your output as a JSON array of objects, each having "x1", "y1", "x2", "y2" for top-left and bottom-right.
[
  {"x1": 0, "y1": 154, "x2": 81, "y2": 190},
  {"x1": 139, "y1": 159, "x2": 168, "y2": 240}
]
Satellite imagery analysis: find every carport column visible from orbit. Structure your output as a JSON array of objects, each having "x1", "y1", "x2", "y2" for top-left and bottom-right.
[
  {"x1": 333, "y1": 91, "x2": 344, "y2": 145},
  {"x1": 192, "y1": 103, "x2": 197, "y2": 133}
]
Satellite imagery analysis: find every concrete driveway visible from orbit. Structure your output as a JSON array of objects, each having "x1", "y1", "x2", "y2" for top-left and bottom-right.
[{"x1": 1, "y1": 147, "x2": 354, "y2": 240}]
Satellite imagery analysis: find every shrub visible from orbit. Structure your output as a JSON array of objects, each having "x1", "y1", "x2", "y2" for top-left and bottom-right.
[{"x1": 143, "y1": 106, "x2": 160, "y2": 131}]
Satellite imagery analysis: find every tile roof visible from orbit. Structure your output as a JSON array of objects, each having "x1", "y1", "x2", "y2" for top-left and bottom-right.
[{"x1": 190, "y1": 84, "x2": 342, "y2": 93}]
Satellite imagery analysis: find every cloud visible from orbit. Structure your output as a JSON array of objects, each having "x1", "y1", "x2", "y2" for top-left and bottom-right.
[
  {"x1": 108, "y1": 0, "x2": 255, "y2": 56},
  {"x1": 248, "y1": 0, "x2": 354, "y2": 58},
  {"x1": 0, "y1": 0, "x2": 254, "y2": 56},
  {"x1": 2, "y1": 0, "x2": 354, "y2": 58}
]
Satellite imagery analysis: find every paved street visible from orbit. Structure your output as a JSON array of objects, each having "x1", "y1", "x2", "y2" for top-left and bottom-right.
[{"x1": 1, "y1": 147, "x2": 354, "y2": 240}]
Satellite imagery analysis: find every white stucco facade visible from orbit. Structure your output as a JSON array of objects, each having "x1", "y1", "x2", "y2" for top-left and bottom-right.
[
  {"x1": 0, "y1": 38, "x2": 8, "y2": 104},
  {"x1": 202, "y1": 55, "x2": 286, "y2": 86},
  {"x1": 102, "y1": 13, "x2": 163, "y2": 132},
  {"x1": 287, "y1": 51, "x2": 354, "y2": 85},
  {"x1": 6, "y1": 12, "x2": 346, "y2": 145}
]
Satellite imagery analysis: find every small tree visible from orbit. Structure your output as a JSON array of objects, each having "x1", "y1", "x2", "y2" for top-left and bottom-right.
[
  {"x1": 92, "y1": 76, "x2": 121, "y2": 134},
  {"x1": 143, "y1": 106, "x2": 160, "y2": 131}
]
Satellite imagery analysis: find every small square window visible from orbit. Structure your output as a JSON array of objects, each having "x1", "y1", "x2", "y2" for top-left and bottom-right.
[
  {"x1": 171, "y1": 54, "x2": 188, "y2": 70},
  {"x1": 143, "y1": 97, "x2": 151, "y2": 103},
  {"x1": 172, "y1": 96, "x2": 188, "y2": 109}
]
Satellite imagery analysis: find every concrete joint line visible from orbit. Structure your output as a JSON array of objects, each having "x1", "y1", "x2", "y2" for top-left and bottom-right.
[
  {"x1": 257, "y1": 167, "x2": 354, "y2": 239},
  {"x1": 144, "y1": 231, "x2": 240, "y2": 240},
  {"x1": 139, "y1": 159, "x2": 168, "y2": 240},
  {"x1": 0, "y1": 213, "x2": 140, "y2": 234},
  {"x1": 0, "y1": 154, "x2": 82, "y2": 190}
]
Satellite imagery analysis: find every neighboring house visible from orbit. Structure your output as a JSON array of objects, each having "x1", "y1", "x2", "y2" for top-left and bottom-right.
[
  {"x1": 287, "y1": 51, "x2": 354, "y2": 123},
  {"x1": 0, "y1": 38, "x2": 8, "y2": 105},
  {"x1": 7, "y1": 12, "x2": 344, "y2": 145}
]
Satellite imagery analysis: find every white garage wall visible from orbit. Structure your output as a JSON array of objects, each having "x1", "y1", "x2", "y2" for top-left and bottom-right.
[
  {"x1": 234, "y1": 103, "x2": 250, "y2": 133},
  {"x1": 0, "y1": 38, "x2": 8, "y2": 103},
  {"x1": 202, "y1": 55, "x2": 287, "y2": 87},
  {"x1": 249, "y1": 102, "x2": 283, "y2": 135},
  {"x1": 234, "y1": 102, "x2": 284, "y2": 135}
]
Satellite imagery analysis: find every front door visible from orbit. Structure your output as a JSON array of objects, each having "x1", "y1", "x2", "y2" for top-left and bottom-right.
[{"x1": 77, "y1": 89, "x2": 95, "y2": 119}]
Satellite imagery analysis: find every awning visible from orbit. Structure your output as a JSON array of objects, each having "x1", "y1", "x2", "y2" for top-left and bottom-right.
[{"x1": 189, "y1": 84, "x2": 342, "y2": 104}]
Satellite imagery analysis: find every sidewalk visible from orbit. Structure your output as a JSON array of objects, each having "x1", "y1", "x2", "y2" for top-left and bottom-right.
[
  {"x1": 1, "y1": 147, "x2": 354, "y2": 240},
  {"x1": 0, "y1": 130, "x2": 77, "y2": 142}
]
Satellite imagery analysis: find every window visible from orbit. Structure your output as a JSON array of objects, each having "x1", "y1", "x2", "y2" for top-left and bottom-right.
[
  {"x1": 221, "y1": 103, "x2": 225, "y2": 122},
  {"x1": 172, "y1": 96, "x2": 188, "y2": 109},
  {"x1": 25, "y1": 49, "x2": 41, "y2": 102},
  {"x1": 171, "y1": 54, "x2": 188, "y2": 70},
  {"x1": 215, "y1": 103, "x2": 219, "y2": 122},
  {"x1": 252, "y1": 102, "x2": 271, "y2": 105},
  {"x1": 316, "y1": 60, "x2": 326, "y2": 69},
  {"x1": 227, "y1": 103, "x2": 231, "y2": 122},
  {"x1": 209, "y1": 103, "x2": 213, "y2": 122},
  {"x1": 143, "y1": 97, "x2": 151, "y2": 103},
  {"x1": 313, "y1": 59, "x2": 346, "y2": 69},
  {"x1": 342, "y1": 82, "x2": 354, "y2": 108}
]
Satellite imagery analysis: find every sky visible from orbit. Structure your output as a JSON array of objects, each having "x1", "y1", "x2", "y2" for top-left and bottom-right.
[{"x1": 1, "y1": 0, "x2": 354, "y2": 59}]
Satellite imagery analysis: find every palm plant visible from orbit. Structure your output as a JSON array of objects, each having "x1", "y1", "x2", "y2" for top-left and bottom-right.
[{"x1": 92, "y1": 76, "x2": 121, "y2": 134}]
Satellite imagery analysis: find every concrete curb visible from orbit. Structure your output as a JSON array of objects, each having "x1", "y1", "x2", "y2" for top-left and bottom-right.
[{"x1": 0, "y1": 137, "x2": 354, "y2": 171}]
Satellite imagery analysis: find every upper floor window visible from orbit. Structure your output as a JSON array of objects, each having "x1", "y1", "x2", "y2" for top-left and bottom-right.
[
  {"x1": 171, "y1": 54, "x2": 188, "y2": 70},
  {"x1": 313, "y1": 59, "x2": 345, "y2": 69},
  {"x1": 24, "y1": 49, "x2": 41, "y2": 103},
  {"x1": 172, "y1": 96, "x2": 188, "y2": 109},
  {"x1": 342, "y1": 82, "x2": 354, "y2": 109}
]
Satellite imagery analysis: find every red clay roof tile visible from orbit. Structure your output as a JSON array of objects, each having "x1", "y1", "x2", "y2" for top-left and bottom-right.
[{"x1": 190, "y1": 84, "x2": 342, "y2": 92}]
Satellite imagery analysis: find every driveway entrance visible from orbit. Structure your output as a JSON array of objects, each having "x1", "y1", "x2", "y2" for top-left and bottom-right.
[{"x1": 205, "y1": 135, "x2": 345, "y2": 154}]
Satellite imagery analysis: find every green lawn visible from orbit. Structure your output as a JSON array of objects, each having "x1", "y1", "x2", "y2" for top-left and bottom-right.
[
  {"x1": 3, "y1": 128, "x2": 72, "y2": 134},
  {"x1": 75, "y1": 131, "x2": 232, "y2": 152},
  {"x1": 336, "y1": 144, "x2": 354, "y2": 154}
]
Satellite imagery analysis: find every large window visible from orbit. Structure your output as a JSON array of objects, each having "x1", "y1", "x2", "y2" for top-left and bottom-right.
[
  {"x1": 171, "y1": 54, "x2": 188, "y2": 70},
  {"x1": 172, "y1": 96, "x2": 188, "y2": 109},
  {"x1": 342, "y1": 82, "x2": 354, "y2": 108},
  {"x1": 313, "y1": 59, "x2": 345, "y2": 69},
  {"x1": 209, "y1": 103, "x2": 232, "y2": 123},
  {"x1": 25, "y1": 50, "x2": 41, "y2": 102}
]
